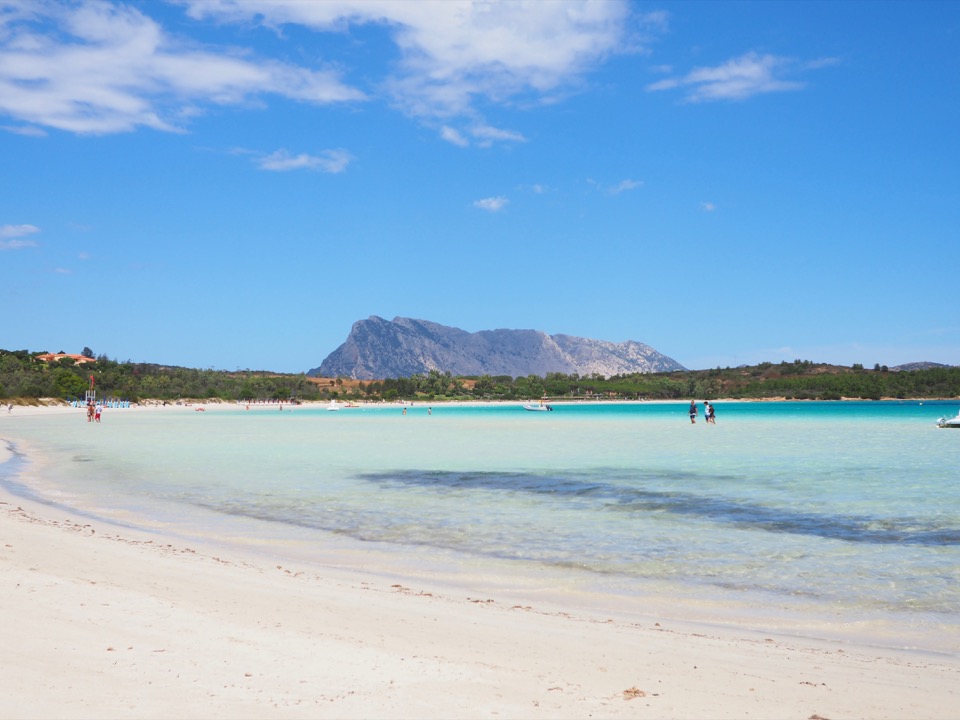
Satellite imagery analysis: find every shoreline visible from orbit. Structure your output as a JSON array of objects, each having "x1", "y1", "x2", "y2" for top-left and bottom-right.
[
  {"x1": 3, "y1": 480, "x2": 959, "y2": 719},
  {"x1": 2, "y1": 406, "x2": 960, "y2": 717},
  {"x1": 2, "y1": 394, "x2": 956, "y2": 413}
]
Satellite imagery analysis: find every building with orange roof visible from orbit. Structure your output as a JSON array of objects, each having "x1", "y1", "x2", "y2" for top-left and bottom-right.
[{"x1": 34, "y1": 353, "x2": 97, "y2": 364}]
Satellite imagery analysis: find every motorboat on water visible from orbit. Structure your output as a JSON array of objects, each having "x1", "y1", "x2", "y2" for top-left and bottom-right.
[
  {"x1": 936, "y1": 411, "x2": 960, "y2": 428},
  {"x1": 523, "y1": 402, "x2": 553, "y2": 412},
  {"x1": 327, "y1": 400, "x2": 341, "y2": 411}
]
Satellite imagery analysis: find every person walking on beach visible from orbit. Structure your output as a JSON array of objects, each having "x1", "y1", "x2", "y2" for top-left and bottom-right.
[
  {"x1": 87, "y1": 401, "x2": 95, "y2": 422},
  {"x1": 689, "y1": 400, "x2": 698, "y2": 424},
  {"x1": 95, "y1": 403, "x2": 102, "y2": 423}
]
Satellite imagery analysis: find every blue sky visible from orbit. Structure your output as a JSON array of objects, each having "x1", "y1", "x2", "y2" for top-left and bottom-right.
[{"x1": 2, "y1": 0, "x2": 958, "y2": 373}]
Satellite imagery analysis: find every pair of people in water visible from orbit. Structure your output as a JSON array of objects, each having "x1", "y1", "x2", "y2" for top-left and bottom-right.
[{"x1": 689, "y1": 400, "x2": 716, "y2": 424}]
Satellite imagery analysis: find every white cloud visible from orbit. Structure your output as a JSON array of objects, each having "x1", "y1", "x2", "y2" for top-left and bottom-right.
[
  {"x1": 0, "y1": 238, "x2": 37, "y2": 250},
  {"x1": 471, "y1": 124, "x2": 526, "y2": 146},
  {"x1": 647, "y1": 51, "x2": 832, "y2": 102},
  {"x1": 1, "y1": 124, "x2": 47, "y2": 137},
  {"x1": 440, "y1": 125, "x2": 468, "y2": 147},
  {"x1": 700, "y1": 201, "x2": 716, "y2": 212},
  {"x1": 588, "y1": 178, "x2": 642, "y2": 194},
  {"x1": 0, "y1": 1, "x2": 643, "y2": 142},
  {"x1": 609, "y1": 178, "x2": 643, "y2": 194},
  {"x1": 0, "y1": 2, "x2": 365, "y2": 135},
  {"x1": 473, "y1": 196, "x2": 508, "y2": 212},
  {"x1": 440, "y1": 122, "x2": 525, "y2": 148},
  {"x1": 180, "y1": 0, "x2": 636, "y2": 120},
  {"x1": 803, "y1": 57, "x2": 841, "y2": 71},
  {"x1": 257, "y1": 148, "x2": 352, "y2": 173},
  {"x1": 0, "y1": 223, "x2": 39, "y2": 238},
  {"x1": 0, "y1": 223, "x2": 39, "y2": 249}
]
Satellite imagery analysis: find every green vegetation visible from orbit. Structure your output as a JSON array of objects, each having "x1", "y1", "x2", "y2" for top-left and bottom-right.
[
  {"x1": 0, "y1": 349, "x2": 322, "y2": 404},
  {"x1": 2, "y1": 350, "x2": 958, "y2": 404},
  {"x1": 463, "y1": 362, "x2": 960, "y2": 402}
]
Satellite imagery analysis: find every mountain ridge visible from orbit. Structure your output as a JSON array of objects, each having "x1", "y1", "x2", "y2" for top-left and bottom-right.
[{"x1": 309, "y1": 316, "x2": 686, "y2": 380}]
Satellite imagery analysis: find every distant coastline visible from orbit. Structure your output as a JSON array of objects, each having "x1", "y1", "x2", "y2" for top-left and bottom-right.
[
  {"x1": 3, "y1": 395, "x2": 956, "y2": 413},
  {"x1": 2, "y1": 348, "x2": 958, "y2": 407}
]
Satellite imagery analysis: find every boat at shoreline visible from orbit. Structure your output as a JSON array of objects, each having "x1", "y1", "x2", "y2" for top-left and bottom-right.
[{"x1": 937, "y1": 411, "x2": 960, "y2": 428}]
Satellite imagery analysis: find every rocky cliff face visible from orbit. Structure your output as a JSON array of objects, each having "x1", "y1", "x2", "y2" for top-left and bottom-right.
[{"x1": 309, "y1": 316, "x2": 686, "y2": 379}]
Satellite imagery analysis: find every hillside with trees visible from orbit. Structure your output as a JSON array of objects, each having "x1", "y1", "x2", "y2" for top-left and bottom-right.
[
  {"x1": 2, "y1": 349, "x2": 958, "y2": 404},
  {"x1": 0, "y1": 349, "x2": 323, "y2": 405}
]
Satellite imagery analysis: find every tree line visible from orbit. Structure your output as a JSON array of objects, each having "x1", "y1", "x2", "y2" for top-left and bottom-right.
[
  {"x1": 0, "y1": 350, "x2": 321, "y2": 404},
  {"x1": 2, "y1": 349, "x2": 958, "y2": 403}
]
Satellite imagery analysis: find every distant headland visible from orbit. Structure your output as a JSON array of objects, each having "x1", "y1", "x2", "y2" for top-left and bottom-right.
[{"x1": 309, "y1": 316, "x2": 686, "y2": 380}]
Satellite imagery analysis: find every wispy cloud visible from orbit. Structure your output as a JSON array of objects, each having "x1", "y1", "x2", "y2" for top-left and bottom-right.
[
  {"x1": 0, "y1": 1, "x2": 640, "y2": 140},
  {"x1": 589, "y1": 178, "x2": 643, "y2": 195},
  {"x1": 700, "y1": 201, "x2": 716, "y2": 212},
  {"x1": 0, "y1": 224, "x2": 39, "y2": 238},
  {"x1": 473, "y1": 196, "x2": 509, "y2": 212},
  {"x1": 0, "y1": 223, "x2": 40, "y2": 250},
  {"x1": 1, "y1": 124, "x2": 47, "y2": 137},
  {"x1": 327, "y1": 0, "x2": 633, "y2": 119},
  {"x1": 0, "y1": 2, "x2": 365, "y2": 135},
  {"x1": 647, "y1": 51, "x2": 835, "y2": 102},
  {"x1": 257, "y1": 148, "x2": 352, "y2": 173},
  {"x1": 470, "y1": 125, "x2": 526, "y2": 147},
  {"x1": 609, "y1": 179, "x2": 643, "y2": 195},
  {"x1": 440, "y1": 126, "x2": 469, "y2": 147},
  {"x1": 0, "y1": 239, "x2": 38, "y2": 250},
  {"x1": 441, "y1": 123, "x2": 526, "y2": 148}
]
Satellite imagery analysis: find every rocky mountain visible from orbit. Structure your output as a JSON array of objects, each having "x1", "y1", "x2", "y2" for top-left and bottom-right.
[
  {"x1": 309, "y1": 316, "x2": 686, "y2": 380},
  {"x1": 890, "y1": 362, "x2": 952, "y2": 372}
]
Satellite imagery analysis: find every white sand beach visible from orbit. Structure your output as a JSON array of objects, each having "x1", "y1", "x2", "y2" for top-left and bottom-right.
[{"x1": 2, "y1": 405, "x2": 959, "y2": 718}]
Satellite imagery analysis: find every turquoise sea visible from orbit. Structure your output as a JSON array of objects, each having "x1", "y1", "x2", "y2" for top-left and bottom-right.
[{"x1": 3, "y1": 400, "x2": 959, "y2": 655}]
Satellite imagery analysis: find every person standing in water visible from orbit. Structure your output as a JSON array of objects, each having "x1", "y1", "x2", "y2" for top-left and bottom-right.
[{"x1": 689, "y1": 400, "x2": 698, "y2": 424}]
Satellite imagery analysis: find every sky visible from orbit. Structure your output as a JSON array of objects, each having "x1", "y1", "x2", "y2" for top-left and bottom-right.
[{"x1": 2, "y1": 0, "x2": 958, "y2": 374}]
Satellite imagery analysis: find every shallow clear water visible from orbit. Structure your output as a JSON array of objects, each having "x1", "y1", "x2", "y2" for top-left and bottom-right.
[{"x1": 3, "y1": 400, "x2": 959, "y2": 654}]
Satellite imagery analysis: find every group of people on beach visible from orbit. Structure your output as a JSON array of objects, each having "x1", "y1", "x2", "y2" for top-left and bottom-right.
[
  {"x1": 688, "y1": 399, "x2": 716, "y2": 424},
  {"x1": 86, "y1": 400, "x2": 102, "y2": 423}
]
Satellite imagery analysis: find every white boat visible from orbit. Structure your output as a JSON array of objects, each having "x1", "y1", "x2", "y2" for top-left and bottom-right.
[
  {"x1": 523, "y1": 403, "x2": 553, "y2": 412},
  {"x1": 936, "y1": 411, "x2": 960, "y2": 428},
  {"x1": 327, "y1": 400, "x2": 341, "y2": 411}
]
